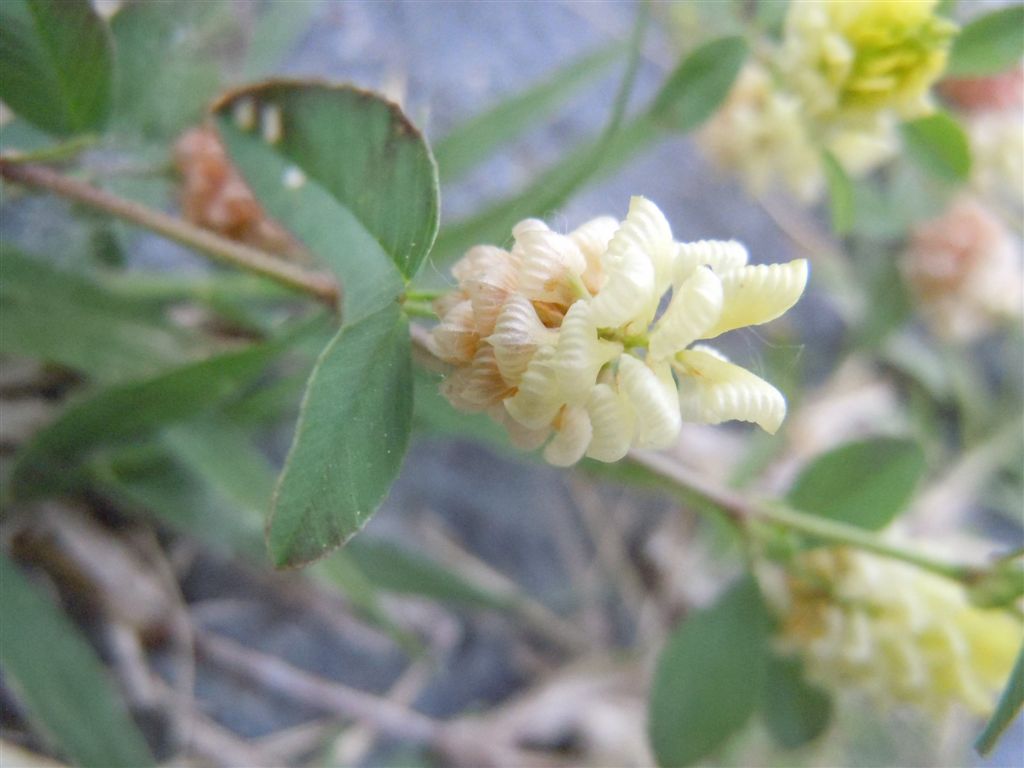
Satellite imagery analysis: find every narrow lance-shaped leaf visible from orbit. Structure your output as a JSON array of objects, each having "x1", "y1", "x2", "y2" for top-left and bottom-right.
[
  {"x1": 0, "y1": 0, "x2": 113, "y2": 136},
  {"x1": 0, "y1": 246, "x2": 206, "y2": 383},
  {"x1": 822, "y1": 151, "x2": 855, "y2": 235},
  {"x1": 976, "y1": 641, "x2": 1024, "y2": 757},
  {"x1": 10, "y1": 330, "x2": 304, "y2": 500},
  {"x1": 946, "y1": 5, "x2": 1024, "y2": 78},
  {"x1": 93, "y1": 440, "x2": 266, "y2": 556},
  {"x1": 215, "y1": 82, "x2": 440, "y2": 312},
  {"x1": 267, "y1": 302, "x2": 413, "y2": 567},
  {"x1": 649, "y1": 35, "x2": 748, "y2": 132},
  {"x1": 0, "y1": 552, "x2": 155, "y2": 767},
  {"x1": 787, "y1": 437, "x2": 926, "y2": 530},
  {"x1": 430, "y1": 35, "x2": 747, "y2": 268},
  {"x1": 109, "y1": 0, "x2": 227, "y2": 139},
  {"x1": 435, "y1": 44, "x2": 625, "y2": 182},
  {"x1": 901, "y1": 112, "x2": 971, "y2": 184},
  {"x1": 649, "y1": 576, "x2": 771, "y2": 767}
]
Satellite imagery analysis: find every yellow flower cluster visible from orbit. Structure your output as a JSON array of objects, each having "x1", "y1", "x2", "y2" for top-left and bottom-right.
[
  {"x1": 701, "y1": 0, "x2": 956, "y2": 202},
  {"x1": 431, "y1": 197, "x2": 807, "y2": 466},
  {"x1": 782, "y1": 0, "x2": 957, "y2": 121},
  {"x1": 769, "y1": 548, "x2": 1022, "y2": 715}
]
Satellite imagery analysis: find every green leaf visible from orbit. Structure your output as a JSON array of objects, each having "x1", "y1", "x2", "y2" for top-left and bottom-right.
[
  {"x1": 109, "y1": 0, "x2": 228, "y2": 140},
  {"x1": 649, "y1": 577, "x2": 771, "y2": 767},
  {"x1": 93, "y1": 417, "x2": 283, "y2": 556},
  {"x1": 0, "y1": 0, "x2": 113, "y2": 136},
  {"x1": 901, "y1": 112, "x2": 971, "y2": 183},
  {"x1": 822, "y1": 151, "x2": 855, "y2": 235},
  {"x1": 976, "y1": 641, "x2": 1024, "y2": 756},
  {"x1": 787, "y1": 438, "x2": 926, "y2": 530},
  {"x1": 342, "y1": 538, "x2": 515, "y2": 610},
  {"x1": 946, "y1": 5, "x2": 1024, "y2": 78},
  {"x1": 93, "y1": 439, "x2": 265, "y2": 556},
  {"x1": 267, "y1": 303, "x2": 413, "y2": 567},
  {"x1": 0, "y1": 552, "x2": 154, "y2": 767},
  {"x1": 11, "y1": 335, "x2": 294, "y2": 500},
  {"x1": 240, "y1": 0, "x2": 324, "y2": 81},
  {"x1": 215, "y1": 83, "x2": 439, "y2": 304},
  {"x1": 650, "y1": 36, "x2": 748, "y2": 132},
  {"x1": 0, "y1": 247, "x2": 204, "y2": 383},
  {"x1": 434, "y1": 45, "x2": 624, "y2": 183},
  {"x1": 762, "y1": 654, "x2": 833, "y2": 749}
]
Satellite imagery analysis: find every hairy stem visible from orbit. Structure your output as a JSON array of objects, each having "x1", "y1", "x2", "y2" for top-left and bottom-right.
[{"x1": 0, "y1": 160, "x2": 340, "y2": 311}]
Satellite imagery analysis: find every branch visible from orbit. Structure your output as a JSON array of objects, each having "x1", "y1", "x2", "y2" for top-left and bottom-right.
[
  {"x1": 195, "y1": 632, "x2": 442, "y2": 745},
  {"x1": 0, "y1": 160, "x2": 340, "y2": 311}
]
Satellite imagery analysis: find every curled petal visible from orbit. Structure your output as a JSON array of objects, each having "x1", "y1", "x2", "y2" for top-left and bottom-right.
[
  {"x1": 512, "y1": 219, "x2": 587, "y2": 303},
  {"x1": 431, "y1": 299, "x2": 479, "y2": 364},
  {"x1": 464, "y1": 257, "x2": 518, "y2": 336},
  {"x1": 589, "y1": 244, "x2": 656, "y2": 329},
  {"x1": 441, "y1": 345, "x2": 513, "y2": 413},
  {"x1": 675, "y1": 347, "x2": 786, "y2": 433},
  {"x1": 487, "y1": 404, "x2": 550, "y2": 451},
  {"x1": 703, "y1": 259, "x2": 809, "y2": 338},
  {"x1": 504, "y1": 346, "x2": 565, "y2": 430},
  {"x1": 555, "y1": 301, "x2": 623, "y2": 402},
  {"x1": 648, "y1": 266, "x2": 724, "y2": 361},
  {"x1": 585, "y1": 383, "x2": 635, "y2": 462},
  {"x1": 543, "y1": 406, "x2": 593, "y2": 466},
  {"x1": 617, "y1": 355, "x2": 681, "y2": 449},
  {"x1": 452, "y1": 244, "x2": 516, "y2": 283},
  {"x1": 433, "y1": 289, "x2": 468, "y2": 320},
  {"x1": 674, "y1": 239, "x2": 749, "y2": 287},
  {"x1": 570, "y1": 215, "x2": 618, "y2": 292},
  {"x1": 606, "y1": 196, "x2": 676, "y2": 288},
  {"x1": 487, "y1": 295, "x2": 556, "y2": 384}
]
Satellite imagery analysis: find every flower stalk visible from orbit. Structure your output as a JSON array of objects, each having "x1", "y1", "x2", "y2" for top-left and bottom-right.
[{"x1": 0, "y1": 160, "x2": 340, "y2": 311}]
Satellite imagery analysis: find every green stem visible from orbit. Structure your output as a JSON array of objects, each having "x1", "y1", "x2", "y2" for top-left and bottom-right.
[
  {"x1": 402, "y1": 301, "x2": 437, "y2": 319},
  {"x1": 0, "y1": 160, "x2": 340, "y2": 311},
  {"x1": 755, "y1": 503, "x2": 976, "y2": 582},
  {"x1": 404, "y1": 288, "x2": 445, "y2": 303},
  {"x1": 625, "y1": 450, "x2": 979, "y2": 584}
]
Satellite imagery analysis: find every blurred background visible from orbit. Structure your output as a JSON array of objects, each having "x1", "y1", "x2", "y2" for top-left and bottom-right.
[{"x1": 1, "y1": 2, "x2": 1022, "y2": 767}]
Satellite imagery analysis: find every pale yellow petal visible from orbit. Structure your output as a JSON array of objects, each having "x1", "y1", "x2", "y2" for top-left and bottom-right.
[
  {"x1": 487, "y1": 404, "x2": 550, "y2": 451},
  {"x1": 675, "y1": 347, "x2": 786, "y2": 433},
  {"x1": 452, "y1": 244, "x2": 516, "y2": 283},
  {"x1": 504, "y1": 346, "x2": 564, "y2": 430},
  {"x1": 543, "y1": 405, "x2": 593, "y2": 466},
  {"x1": 555, "y1": 300, "x2": 623, "y2": 402},
  {"x1": 513, "y1": 219, "x2": 587, "y2": 303},
  {"x1": 570, "y1": 216, "x2": 619, "y2": 290},
  {"x1": 648, "y1": 266, "x2": 723, "y2": 360},
  {"x1": 606, "y1": 196, "x2": 676, "y2": 287},
  {"x1": 617, "y1": 355, "x2": 681, "y2": 449},
  {"x1": 674, "y1": 239, "x2": 749, "y2": 287},
  {"x1": 585, "y1": 382, "x2": 635, "y2": 462},
  {"x1": 702, "y1": 259, "x2": 809, "y2": 338},
  {"x1": 589, "y1": 244, "x2": 656, "y2": 329},
  {"x1": 487, "y1": 295, "x2": 556, "y2": 384}
]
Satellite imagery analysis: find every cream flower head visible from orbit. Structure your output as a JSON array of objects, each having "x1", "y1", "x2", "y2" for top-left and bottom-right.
[
  {"x1": 766, "y1": 547, "x2": 1021, "y2": 715},
  {"x1": 432, "y1": 197, "x2": 808, "y2": 466}
]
